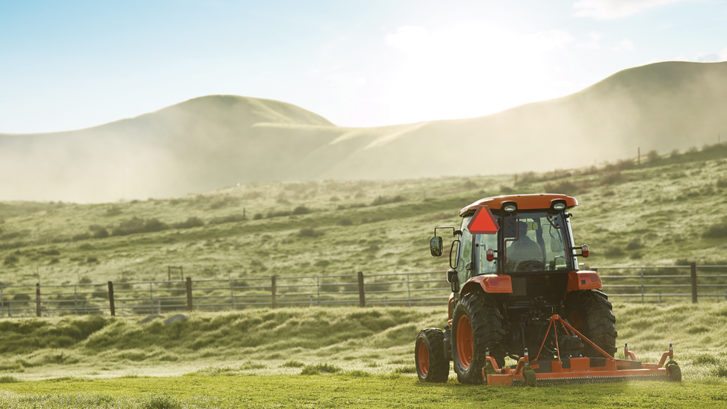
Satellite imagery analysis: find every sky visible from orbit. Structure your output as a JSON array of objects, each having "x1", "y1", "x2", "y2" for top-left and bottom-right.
[{"x1": 1, "y1": 0, "x2": 726, "y2": 133}]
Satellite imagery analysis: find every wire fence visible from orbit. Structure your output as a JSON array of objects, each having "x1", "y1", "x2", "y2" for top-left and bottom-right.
[{"x1": 1, "y1": 264, "x2": 726, "y2": 318}]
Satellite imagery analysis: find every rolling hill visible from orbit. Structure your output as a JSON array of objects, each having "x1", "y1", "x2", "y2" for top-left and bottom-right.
[{"x1": 1, "y1": 61, "x2": 726, "y2": 202}]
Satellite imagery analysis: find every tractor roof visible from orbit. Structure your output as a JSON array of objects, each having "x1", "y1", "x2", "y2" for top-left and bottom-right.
[{"x1": 459, "y1": 193, "x2": 578, "y2": 216}]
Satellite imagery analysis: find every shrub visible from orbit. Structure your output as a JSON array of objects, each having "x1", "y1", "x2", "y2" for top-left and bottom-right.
[
  {"x1": 281, "y1": 360, "x2": 305, "y2": 368},
  {"x1": 626, "y1": 239, "x2": 643, "y2": 250},
  {"x1": 253, "y1": 213, "x2": 263, "y2": 220},
  {"x1": 3, "y1": 255, "x2": 18, "y2": 265},
  {"x1": 703, "y1": 220, "x2": 727, "y2": 239},
  {"x1": 338, "y1": 218, "x2": 353, "y2": 226},
  {"x1": 89, "y1": 225, "x2": 109, "y2": 238},
  {"x1": 111, "y1": 217, "x2": 169, "y2": 236},
  {"x1": 298, "y1": 228, "x2": 323, "y2": 238},
  {"x1": 292, "y1": 205, "x2": 311, "y2": 215},
  {"x1": 371, "y1": 195, "x2": 405, "y2": 206},
  {"x1": 544, "y1": 180, "x2": 583, "y2": 195},
  {"x1": 646, "y1": 150, "x2": 659, "y2": 162},
  {"x1": 172, "y1": 217, "x2": 205, "y2": 229},
  {"x1": 72, "y1": 233, "x2": 91, "y2": 241},
  {"x1": 209, "y1": 214, "x2": 246, "y2": 225},
  {"x1": 300, "y1": 363, "x2": 341, "y2": 375},
  {"x1": 601, "y1": 171, "x2": 624, "y2": 186}
]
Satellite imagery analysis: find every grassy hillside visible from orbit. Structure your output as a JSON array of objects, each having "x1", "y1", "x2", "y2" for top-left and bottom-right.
[
  {"x1": 0, "y1": 303, "x2": 725, "y2": 381},
  {"x1": 2, "y1": 61, "x2": 727, "y2": 202},
  {"x1": 1, "y1": 143, "x2": 726, "y2": 286}
]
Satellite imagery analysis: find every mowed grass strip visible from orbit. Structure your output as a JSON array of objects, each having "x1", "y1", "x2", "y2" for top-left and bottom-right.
[{"x1": 0, "y1": 374, "x2": 726, "y2": 409}]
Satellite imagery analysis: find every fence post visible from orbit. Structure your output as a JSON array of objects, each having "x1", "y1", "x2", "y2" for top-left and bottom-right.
[
  {"x1": 690, "y1": 262, "x2": 698, "y2": 303},
  {"x1": 406, "y1": 273, "x2": 411, "y2": 307},
  {"x1": 185, "y1": 277, "x2": 193, "y2": 310},
  {"x1": 35, "y1": 283, "x2": 41, "y2": 317},
  {"x1": 640, "y1": 268, "x2": 645, "y2": 304},
  {"x1": 108, "y1": 281, "x2": 115, "y2": 316},
  {"x1": 271, "y1": 275, "x2": 277, "y2": 308},
  {"x1": 358, "y1": 271, "x2": 365, "y2": 307}
]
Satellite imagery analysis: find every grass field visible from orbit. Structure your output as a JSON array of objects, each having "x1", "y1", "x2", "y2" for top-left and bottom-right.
[
  {"x1": 0, "y1": 303, "x2": 725, "y2": 407},
  {"x1": 1, "y1": 373, "x2": 726, "y2": 408},
  {"x1": 1, "y1": 143, "x2": 727, "y2": 287}
]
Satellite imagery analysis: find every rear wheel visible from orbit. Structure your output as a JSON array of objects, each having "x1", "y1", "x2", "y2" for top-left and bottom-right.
[
  {"x1": 564, "y1": 290, "x2": 617, "y2": 357},
  {"x1": 451, "y1": 290, "x2": 505, "y2": 384},
  {"x1": 415, "y1": 328, "x2": 449, "y2": 382}
]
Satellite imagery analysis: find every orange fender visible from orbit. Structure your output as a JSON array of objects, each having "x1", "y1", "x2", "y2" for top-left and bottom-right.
[
  {"x1": 461, "y1": 274, "x2": 513, "y2": 295},
  {"x1": 567, "y1": 270, "x2": 602, "y2": 292}
]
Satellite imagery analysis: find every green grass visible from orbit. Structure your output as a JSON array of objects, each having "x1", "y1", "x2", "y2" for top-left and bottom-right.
[
  {"x1": 1, "y1": 143, "x2": 727, "y2": 287},
  {"x1": 0, "y1": 374, "x2": 725, "y2": 408}
]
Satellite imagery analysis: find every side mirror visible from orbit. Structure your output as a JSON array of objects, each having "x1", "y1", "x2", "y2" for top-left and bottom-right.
[
  {"x1": 429, "y1": 236, "x2": 443, "y2": 257},
  {"x1": 581, "y1": 244, "x2": 590, "y2": 258}
]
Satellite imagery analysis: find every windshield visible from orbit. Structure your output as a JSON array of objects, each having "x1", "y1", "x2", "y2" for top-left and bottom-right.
[{"x1": 503, "y1": 211, "x2": 569, "y2": 273}]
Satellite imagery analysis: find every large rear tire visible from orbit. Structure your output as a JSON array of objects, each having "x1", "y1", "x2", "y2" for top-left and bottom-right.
[
  {"x1": 415, "y1": 328, "x2": 449, "y2": 383},
  {"x1": 564, "y1": 290, "x2": 617, "y2": 357},
  {"x1": 451, "y1": 290, "x2": 505, "y2": 384}
]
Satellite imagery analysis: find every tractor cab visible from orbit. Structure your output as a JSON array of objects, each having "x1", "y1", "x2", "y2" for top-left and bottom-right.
[{"x1": 430, "y1": 194, "x2": 590, "y2": 307}]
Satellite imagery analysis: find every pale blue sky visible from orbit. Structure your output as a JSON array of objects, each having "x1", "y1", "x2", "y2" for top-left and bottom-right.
[{"x1": 1, "y1": 0, "x2": 726, "y2": 133}]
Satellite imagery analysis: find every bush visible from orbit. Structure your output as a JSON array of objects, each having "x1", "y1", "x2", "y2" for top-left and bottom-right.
[
  {"x1": 111, "y1": 217, "x2": 169, "y2": 236},
  {"x1": 209, "y1": 214, "x2": 247, "y2": 225},
  {"x1": 172, "y1": 217, "x2": 205, "y2": 229},
  {"x1": 292, "y1": 205, "x2": 311, "y2": 215},
  {"x1": 544, "y1": 180, "x2": 583, "y2": 195},
  {"x1": 300, "y1": 363, "x2": 341, "y2": 375},
  {"x1": 338, "y1": 218, "x2": 353, "y2": 226},
  {"x1": 646, "y1": 150, "x2": 659, "y2": 162},
  {"x1": 601, "y1": 171, "x2": 624, "y2": 186},
  {"x1": 703, "y1": 220, "x2": 727, "y2": 239},
  {"x1": 3, "y1": 255, "x2": 18, "y2": 265},
  {"x1": 298, "y1": 228, "x2": 323, "y2": 238},
  {"x1": 89, "y1": 225, "x2": 109, "y2": 238},
  {"x1": 371, "y1": 195, "x2": 405, "y2": 206},
  {"x1": 281, "y1": 360, "x2": 304, "y2": 368},
  {"x1": 626, "y1": 239, "x2": 643, "y2": 250}
]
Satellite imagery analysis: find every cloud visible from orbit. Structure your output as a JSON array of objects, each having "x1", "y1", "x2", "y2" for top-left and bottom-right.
[
  {"x1": 573, "y1": 0, "x2": 684, "y2": 19},
  {"x1": 614, "y1": 39, "x2": 636, "y2": 52},
  {"x1": 696, "y1": 47, "x2": 727, "y2": 62}
]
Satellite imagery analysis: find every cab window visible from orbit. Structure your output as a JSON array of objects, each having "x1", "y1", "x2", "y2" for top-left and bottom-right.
[{"x1": 456, "y1": 217, "x2": 473, "y2": 285}]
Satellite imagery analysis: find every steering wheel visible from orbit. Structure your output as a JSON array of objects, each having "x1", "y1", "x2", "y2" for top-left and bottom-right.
[{"x1": 515, "y1": 260, "x2": 545, "y2": 272}]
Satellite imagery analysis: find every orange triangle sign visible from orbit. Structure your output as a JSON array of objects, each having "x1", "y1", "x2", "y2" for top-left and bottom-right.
[{"x1": 468, "y1": 206, "x2": 499, "y2": 234}]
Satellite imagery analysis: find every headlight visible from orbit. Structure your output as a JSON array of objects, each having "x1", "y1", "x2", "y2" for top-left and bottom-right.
[
  {"x1": 503, "y1": 203, "x2": 517, "y2": 213},
  {"x1": 552, "y1": 201, "x2": 566, "y2": 211}
]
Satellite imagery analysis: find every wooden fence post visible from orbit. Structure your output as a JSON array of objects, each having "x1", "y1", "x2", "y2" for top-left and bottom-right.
[
  {"x1": 271, "y1": 275, "x2": 277, "y2": 308},
  {"x1": 358, "y1": 271, "x2": 365, "y2": 307},
  {"x1": 185, "y1": 277, "x2": 193, "y2": 310},
  {"x1": 108, "y1": 281, "x2": 115, "y2": 316},
  {"x1": 690, "y1": 262, "x2": 698, "y2": 303},
  {"x1": 35, "y1": 283, "x2": 41, "y2": 317}
]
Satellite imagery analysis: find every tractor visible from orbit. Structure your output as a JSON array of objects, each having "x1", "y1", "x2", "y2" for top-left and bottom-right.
[{"x1": 415, "y1": 194, "x2": 681, "y2": 385}]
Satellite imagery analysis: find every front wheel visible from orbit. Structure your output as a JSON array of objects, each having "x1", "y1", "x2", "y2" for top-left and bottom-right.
[
  {"x1": 415, "y1": 328, "x2": 449, "y2": 382},
  {"x1": 451, "y1": 290, "x2": 505, "y2": 384}
]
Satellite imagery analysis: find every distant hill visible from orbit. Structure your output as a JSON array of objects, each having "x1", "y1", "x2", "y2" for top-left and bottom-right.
[{"x1": 2, "y1": 61, "x2": 726, "y2": 202}]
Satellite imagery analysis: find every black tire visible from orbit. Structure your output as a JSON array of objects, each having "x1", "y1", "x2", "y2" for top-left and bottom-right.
[
  {"x1": 415, "y1": 328, "x2": 449, "y2": 383},
  {"x1": 564, "y1": 290, "x2": 617, "y2": 357},
  {"x1": 451, "y1": 290, "x2": 506, "y2": 384}
]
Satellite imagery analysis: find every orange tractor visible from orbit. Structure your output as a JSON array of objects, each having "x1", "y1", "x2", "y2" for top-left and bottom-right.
[{"x1": 416, "y1": 194, "x2": 681, "y2": 385}]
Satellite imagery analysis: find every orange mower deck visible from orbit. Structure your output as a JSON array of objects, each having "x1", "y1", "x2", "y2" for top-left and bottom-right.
[{"x1": 483, "y1": 314, "x2": 681, "y2": 386}]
